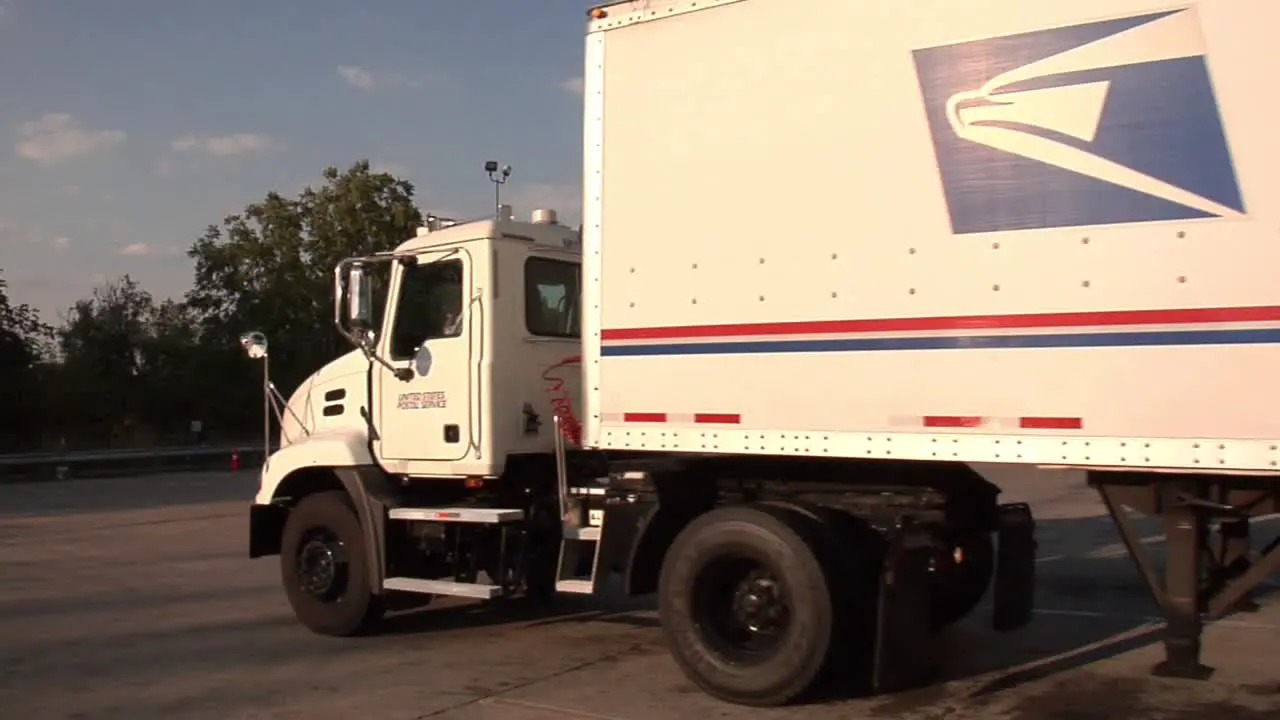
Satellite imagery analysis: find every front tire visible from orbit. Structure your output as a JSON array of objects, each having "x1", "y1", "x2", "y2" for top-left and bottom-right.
[
  {"x1": 658, "y1": 505, "x2": 841, "y2": 707},
  {"x1": 280, "y1": 491, "x2": 385, "y2": 636}
]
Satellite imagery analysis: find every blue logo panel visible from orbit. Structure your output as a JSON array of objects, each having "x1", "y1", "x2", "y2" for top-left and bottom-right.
[{"x1": 912, "y1": 9, "x2": 1245, "y2": 235}]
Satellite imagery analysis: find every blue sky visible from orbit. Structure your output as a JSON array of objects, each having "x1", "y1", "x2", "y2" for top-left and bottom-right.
[{"x1": 0, "y1": 0, "x2": 590, "y2": 321}]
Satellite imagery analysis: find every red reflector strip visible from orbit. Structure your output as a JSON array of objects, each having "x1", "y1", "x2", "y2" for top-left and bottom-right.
[
  {"x1": 1019, "y1": 416, "x2": 1083, "y2": 430},
  {"x1": 694, "y1": 413, "x2": 741, "y2": 424},
  {"x1": 622, "y1": 412, "x2": 668, "y2": 423},
  {"x1": 923, "y1": 415, "x2": 984, "y2": 428}
]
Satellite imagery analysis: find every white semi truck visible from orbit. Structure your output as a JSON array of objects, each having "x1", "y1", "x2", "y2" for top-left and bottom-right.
[{"x1": 247, "y1": 0, "x2": 1280, "y2": 706}]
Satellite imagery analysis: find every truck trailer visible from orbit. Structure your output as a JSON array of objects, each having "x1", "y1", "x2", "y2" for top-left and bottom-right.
[{"x1": 247, "y1": 0, "x2": 1280, "y2": 706}]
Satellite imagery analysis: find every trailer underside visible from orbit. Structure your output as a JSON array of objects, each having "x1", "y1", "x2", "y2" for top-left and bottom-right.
[{"x1": 1088, "y1": 471, "x2": 1280, "y2": 679}]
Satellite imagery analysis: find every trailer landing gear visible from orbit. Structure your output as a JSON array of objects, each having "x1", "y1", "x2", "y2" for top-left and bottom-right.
[{"x1": 1090, "y1": 471, "x2": 1280, "y2": 681}]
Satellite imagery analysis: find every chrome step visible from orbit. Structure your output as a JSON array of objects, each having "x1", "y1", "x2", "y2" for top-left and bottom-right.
[
  {"x1": 389, "y1": 507, "x2": 523, "y2": 524},
  {"x1": 383, "y1": 576, "x2": 504, "y2": 599},
  {"x1": 555, "y1": 579, "x2": 595, "y2": 595}
]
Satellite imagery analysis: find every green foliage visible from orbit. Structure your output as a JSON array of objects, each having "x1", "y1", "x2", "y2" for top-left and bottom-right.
[
  {"x1": 0, "y1": 159, "x2": 426, "y2": 451},
  {"x1": 0, "y1": 270, "x2": 56, "y2": 450}
]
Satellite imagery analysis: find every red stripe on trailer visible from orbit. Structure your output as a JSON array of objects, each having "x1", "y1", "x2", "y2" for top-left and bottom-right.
[
  {"x1": 694, "y1": 413, "x2": 741, "y2": 424},
  {"x1": 923, "y1": 415, "x2": 984, "y2": 428},
  {"x1": 1020, "y1": 416, "x2": 1083, "y2": 430},
  {"x1": 623, "y1": 412, "x2": 668, "y2": 423},
  {"x1": 601, "y1": 305, "x2": 1280, "y2": 341}
]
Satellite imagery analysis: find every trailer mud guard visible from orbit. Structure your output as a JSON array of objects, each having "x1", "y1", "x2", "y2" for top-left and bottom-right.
[{"x1": 872, "y1": 517, "x2": 939, "y2": 693}]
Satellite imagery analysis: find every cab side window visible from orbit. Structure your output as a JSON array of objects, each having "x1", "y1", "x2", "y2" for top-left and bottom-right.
[
  {"x1": 389, "y1": 259, "x2": 464, "y2": 359},
  {"x1": 525, "y1": 257, "x2": 580, "y2": 338}
]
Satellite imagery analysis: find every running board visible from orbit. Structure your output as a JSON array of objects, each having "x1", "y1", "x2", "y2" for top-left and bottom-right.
[
  {"x1": 389, "y1": 507, "x2": 524, "y2": 523},
  {"x1": 383, "y1": 576, "x2": 504, "y2": 599}
]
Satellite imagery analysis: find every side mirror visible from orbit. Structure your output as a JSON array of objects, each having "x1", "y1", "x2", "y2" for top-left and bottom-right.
[{"x1": 347, "y1": 264, "x2": 373, "y2": 328}]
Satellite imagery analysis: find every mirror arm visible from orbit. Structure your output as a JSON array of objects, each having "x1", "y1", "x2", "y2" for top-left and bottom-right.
[{"x1": 352, "y1": 340, "x2": 413, "y2": 382}]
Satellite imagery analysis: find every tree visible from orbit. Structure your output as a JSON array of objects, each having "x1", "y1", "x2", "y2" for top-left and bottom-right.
[
  {"x1": 186, "y1": 160, "x2": 424, "y2": 410},
  {"x1": 50, "y1": 275, "x2": 163, "y2": 446},
  {"x1": 0, "y1": 269, "x2": 55, "y2": 450}
]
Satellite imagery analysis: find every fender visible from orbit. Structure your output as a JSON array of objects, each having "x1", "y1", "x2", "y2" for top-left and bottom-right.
[
  {"x1": 249, "y1": 430, "x2": 405, "y2": 595},
  {"x1": 254, "y1": 430, "x2": 374, "y2": 504},
  {"x1": 601, "y1": 500, "x2": 709, "y2": 596}
]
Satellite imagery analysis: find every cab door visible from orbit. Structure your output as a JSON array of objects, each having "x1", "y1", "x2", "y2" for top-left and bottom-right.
[{"x1": 373, "y1": 250, "x2": 474, "y2": 464}]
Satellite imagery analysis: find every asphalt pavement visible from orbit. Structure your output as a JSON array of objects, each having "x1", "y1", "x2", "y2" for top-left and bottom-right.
[{"x1": 1, "y1": 465, "x2": 1278, "y2": 719}]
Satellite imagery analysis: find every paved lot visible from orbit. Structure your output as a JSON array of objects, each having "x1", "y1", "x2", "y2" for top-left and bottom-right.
[{"x1": 1, "y1": 465, "x2": 1278, "y2": 719}]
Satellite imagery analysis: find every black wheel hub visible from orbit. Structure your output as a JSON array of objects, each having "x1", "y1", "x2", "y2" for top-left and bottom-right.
[
  {"x1": 693, "y1": 556, "x2": 791, "y2": 663},
  {"x1": 731, "y1": 570, "x2": 787, "y2": 633},
  {"x1": 297, "y1": 530, "x2": 349, "y2": 602}
]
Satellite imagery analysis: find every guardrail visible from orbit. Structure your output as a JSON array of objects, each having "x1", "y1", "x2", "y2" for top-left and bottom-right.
[{"x1": 0, "y1": 444, "x2": 275, "y2": 483}]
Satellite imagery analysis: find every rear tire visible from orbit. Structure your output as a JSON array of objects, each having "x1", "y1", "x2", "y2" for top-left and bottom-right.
[
  {"x1": 931, "y1": 531, "x2": 995, "y2": 629},
  {"x1": 280, "y1": 490, "x2": 385, "y2": 636},
  {"x1": 658, "y1": 504, "x2": 841, "y2": 707}
]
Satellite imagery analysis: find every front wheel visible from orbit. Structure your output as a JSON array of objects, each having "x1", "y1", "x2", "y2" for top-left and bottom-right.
[
  {"x1": 280, "y1": 491, "x2": 385, "y2": 636},
  {"x1": 658, "y1": 505, "x2": 841, "y2": 707}
]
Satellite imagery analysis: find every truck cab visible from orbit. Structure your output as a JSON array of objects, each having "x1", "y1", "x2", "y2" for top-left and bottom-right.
[{"x1": 255, "y1": 206, "x2": 584, "y2": 504}]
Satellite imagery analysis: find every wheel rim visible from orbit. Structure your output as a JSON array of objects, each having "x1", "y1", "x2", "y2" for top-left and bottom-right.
[
  {"x1": 691, "y1": 554, "x2": 791, "y2": 664},
  {"x1": 296, "y1": 528, "x2": 350, "y2": 602}
]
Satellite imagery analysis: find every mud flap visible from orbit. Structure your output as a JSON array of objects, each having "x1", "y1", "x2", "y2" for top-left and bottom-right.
[
  {"x1": 992, "y1": 502, "x2": 1035, "y2": 632},
  {"x1": 871, "y1": 519, "x2": 940, "y2": 693}
]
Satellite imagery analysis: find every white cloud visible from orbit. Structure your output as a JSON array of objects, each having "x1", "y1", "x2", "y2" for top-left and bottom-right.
[
  {"x1": 170, "y1": 133, "x2": 278, "y2": 157},
  {"x1": 118, "y1": 242, "x2": 152, "y2": 256},
  {"x1": 51, "y1": 236, "x2": 71, "y2": 251},
  {"x1": 337, "y1": 64, "x2": 434, "y2": 91},
  {"x1": 338, "y1": 65, "x2": 377, "y2": 90},
  {"x1": 15, "y1": 113, "x2": 126, "y2": 166},
  {"x1": 560, "y1": 76, "x2": 585, "y2": 96}
]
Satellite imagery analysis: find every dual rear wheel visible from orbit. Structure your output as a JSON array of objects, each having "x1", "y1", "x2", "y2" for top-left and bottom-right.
[{"x1": 658, "y1": 504, "x2": 994, "y2": 707}]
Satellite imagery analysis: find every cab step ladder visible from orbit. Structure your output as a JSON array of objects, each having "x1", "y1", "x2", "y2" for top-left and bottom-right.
[
  {"x1": 554, "y1": 414, "x2": 605, "y2": 594},
  {"x1": 382, "y1": 506, "x2": 524, "y2": 599}
]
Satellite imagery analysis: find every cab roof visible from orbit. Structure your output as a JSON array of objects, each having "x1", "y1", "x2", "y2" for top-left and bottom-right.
[{"x1": 395, "y1": 212, "x2": 582, "y2": 256}]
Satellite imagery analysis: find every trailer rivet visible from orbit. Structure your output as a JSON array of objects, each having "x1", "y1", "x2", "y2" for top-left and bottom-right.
[
  {"x1": 1178, "y1": 276, "x2": 1188, "y2": 283},
  {"x1": 1082, "y1": 280, "x2": 1091, "y2": 288},
  {"x1": 992, "y1": 242, "x2": 1000, "y2": 250}
]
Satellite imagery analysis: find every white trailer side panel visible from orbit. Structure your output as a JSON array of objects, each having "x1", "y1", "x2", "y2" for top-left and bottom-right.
[{"x1": 581, "y1": 0, "x2": 1280, "y2": 471}]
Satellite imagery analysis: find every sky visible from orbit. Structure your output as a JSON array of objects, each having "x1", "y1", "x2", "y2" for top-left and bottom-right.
[{"x1": 0, "y1": 0, "x2": 591, "y2": 322}]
